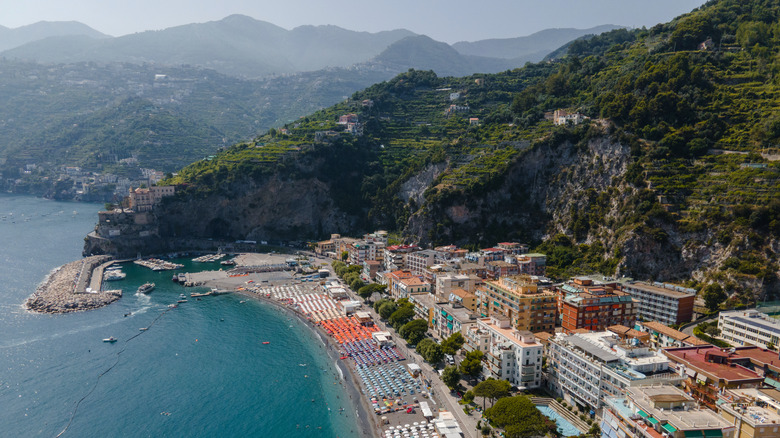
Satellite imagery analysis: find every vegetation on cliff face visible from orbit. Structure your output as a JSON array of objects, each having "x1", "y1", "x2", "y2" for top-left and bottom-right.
[{"x1": 163, "y1": 0, "x2": 780, "y2": 299}]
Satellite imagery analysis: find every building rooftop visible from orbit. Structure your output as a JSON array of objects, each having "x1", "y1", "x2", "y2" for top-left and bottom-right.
[
  {"x1": 640, "y1": 321, "x2": 709, "y2": 346},
  {"x1": 450, "y1": 287, "x2": 475, "y2": 300},
  {"x1": 627, "y1": 385, "x2": 732, "y2": 431},
  {"x1": 400, "y1": 277, "x2": 429, "y2": 287},
  {"x1": 721, "y1": 309, "x2": 780, "y2": 336},
  {"x1": 437, "y1": 302, "x2": 475, "y2": 323},
  {"x1": 721, "y1": 387, "x2": 780, "y2": 426},
  {"x1": 608, "y1": 325, "x2": 649, "y2": 340},
  {"x1": 623, "y1": 281, "x2": 696, "y2": 298},
  {"x1": 663, "y1": 346, "x2": 770, "y2": 383},
  {"x1": 479, "y1": 318, "x2": 541, "y2": 348},
  {"x1": 561, "y1": 333, "x2": 620, "y2": 363}
]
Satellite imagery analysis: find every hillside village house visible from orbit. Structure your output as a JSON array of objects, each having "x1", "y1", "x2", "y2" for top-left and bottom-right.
[{"x1": 128, "y1": 185, "x2": 175, "y2": 212}]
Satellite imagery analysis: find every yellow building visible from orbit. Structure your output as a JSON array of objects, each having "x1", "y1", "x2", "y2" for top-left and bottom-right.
[
  {"x1": 718, "y1": 388, "x2": 780, "y2": 438},
  {"x1": 476, "y1": 275, "x2": 556, "y2": 333}
]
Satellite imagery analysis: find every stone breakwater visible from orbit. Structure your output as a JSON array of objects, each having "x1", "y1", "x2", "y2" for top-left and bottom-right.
[{"x1": 25, "y1": 255, "x2": 122, "y2": 314}]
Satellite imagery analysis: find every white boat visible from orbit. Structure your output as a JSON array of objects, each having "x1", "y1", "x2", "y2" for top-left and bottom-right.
[
  {"x1": 137, "y1": 283, "x2": 155, "y2": 294},
  {"x1": 104, "y1": 270, "x2": 126, "y2": 281},
  {"x1": 103, "y1": 337, "x2": 118, "y2": 343}
]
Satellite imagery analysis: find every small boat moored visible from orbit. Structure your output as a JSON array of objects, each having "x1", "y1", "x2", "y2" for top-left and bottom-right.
[
  {"x1": 104, "y1": 270, "x2": 126, "y2": 281},
  {"x1": 103, "y1": 337, "x2": 118, "y2": 343}
]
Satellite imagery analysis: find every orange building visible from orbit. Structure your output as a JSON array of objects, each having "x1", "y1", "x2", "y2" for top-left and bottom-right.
[{"x1": 557, "y1": 277, "x2": 636, "y2": 333}]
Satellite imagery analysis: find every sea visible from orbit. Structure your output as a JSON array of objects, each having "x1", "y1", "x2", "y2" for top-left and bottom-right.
[{"x1": 0, "y1": 194, "x2": 361, "y2": 438}]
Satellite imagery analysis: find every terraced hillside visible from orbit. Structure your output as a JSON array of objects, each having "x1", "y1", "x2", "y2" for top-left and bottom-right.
[{"x1": 151, "y1": 0, "x2": 780, "y2": 304}]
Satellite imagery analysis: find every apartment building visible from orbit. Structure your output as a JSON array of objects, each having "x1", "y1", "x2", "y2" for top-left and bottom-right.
[
  {"x1": 406, "y1": 250, "x2": 438, "y2": 275},
  {"x1": 432, "y1": 301, "x2": 476, "y2": 339},
  {"x1": 663, "y1": 346, "x2": 780, "y2": 410},
  {"x1": 434, "y1": 273, "x2": 481, "y2": 300},
  {"x1": 408, "y1": 293, "x2": 441, "y2": 327},
  {"x1": 718, "y1": 309, "x2": 780, "y2": 350},
  {"x1": 383, "y1": 244, "x2": 419, "y2": 271},
  {"x1": 516, "y1": 253, "x2": 546, "y2": 276},
  {"x1": 547, "y1": 331, "x2": 677, "y2": 411},
  {"x1": 396, "y1": 277, "x2": 431, "y2": 299},
  {"x1": 558, "y1": 277, "x2": 636, "y2": 333},
  {"x1": 474, "y1": 316, "x2": 543, "y2": 389},
  {"x1": 477, "y1": 275, "x2": 557, "y2": 333},
  {"x1": 718, "y1": 388, "x2": 780, "y2": 438},
  {"x1": 621, "y1": 282, "x2": 695, "y2": 325},
  {"x1": 496, "y1": 242, "x2": 529, "y2": 255},
  {"x1": 448, "y1": 288, "x2": 477, "y2": 312},
  {"x1": 601, "y1": 385, "x2": 736, "y2": 438}
]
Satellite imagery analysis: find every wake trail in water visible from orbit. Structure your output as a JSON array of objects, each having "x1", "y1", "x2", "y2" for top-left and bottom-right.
[{"x1": 55, "y1": 304, "x2": 176, "y2": 437}]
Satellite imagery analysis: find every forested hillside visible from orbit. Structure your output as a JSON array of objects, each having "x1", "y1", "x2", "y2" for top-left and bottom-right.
[{"x1": 154, "y1": 0, "x2": 779, "y2": 303}]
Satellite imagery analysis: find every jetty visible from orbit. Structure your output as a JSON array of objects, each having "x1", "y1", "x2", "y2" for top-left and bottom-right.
[
  {"x1": 191, "y1": 288, "x2": 232, "y2": 298},
  {"x1": 25, "y1": 255, "x2": 123, "y2": 314}
]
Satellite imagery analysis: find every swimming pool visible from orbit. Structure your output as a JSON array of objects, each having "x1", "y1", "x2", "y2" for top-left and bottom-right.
[{"x1": 536, "y1": 405, "x2": 583, "y2": 437}]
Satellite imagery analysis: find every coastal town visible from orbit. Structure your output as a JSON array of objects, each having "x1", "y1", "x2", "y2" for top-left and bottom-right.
[{"x1": 28, "y1": 206, "x2": 780, "y2": 438}]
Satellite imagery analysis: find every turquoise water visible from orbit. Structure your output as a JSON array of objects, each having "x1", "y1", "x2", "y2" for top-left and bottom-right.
[
  {"x1": 0, "y1": 194, "x2": 362, "y2": 437},
  {"x1": 536, "y1": 405, "x2": 582, "y2": 437}
]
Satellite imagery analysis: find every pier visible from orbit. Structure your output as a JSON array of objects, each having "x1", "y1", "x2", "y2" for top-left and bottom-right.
[{"x1": 25, "y1": 255, "x2": 123, "y2": 314}]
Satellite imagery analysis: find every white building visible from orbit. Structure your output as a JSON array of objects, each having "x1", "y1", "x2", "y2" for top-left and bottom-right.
[
  {"x1": 719, "y1": 309, "x2": 780, "y2": 350},
  {"x1": 547, "y1": 331, "x2": 679, "y2": 411},
  {"x1": 475, "y1": 316, "x2": 543, "y2": 389},
  {"x1": 601, "y1": 385, "x2": 736, "y2": 438},
  {"x1": 406, "y1": 250, "x2": 438, "y2": 275},
  {"x1": 434, "y1": 273, "x2": 481, "y2": 299}
]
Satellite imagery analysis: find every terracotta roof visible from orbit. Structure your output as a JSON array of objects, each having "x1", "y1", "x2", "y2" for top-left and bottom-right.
[
  {"x1": 450, "y1": 288, "x2": 474, "y2": 299},
  {"x1": 608, "y1": 325, "x2": 632, "y2": 334},
  {"x1": 663, "y1": 346, "x2": 766, "y2": 383},
  {"x1": 534, "y1": 331, "x2": 554, "y2": 343},
  {"x1": 642, "y1": 321, "x2": 688, "y2": 341}
]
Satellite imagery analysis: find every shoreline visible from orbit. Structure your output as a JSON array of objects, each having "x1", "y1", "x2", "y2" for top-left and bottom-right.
[{"x1": 235, "y1": 289, "x2": 379, "y2": 438}]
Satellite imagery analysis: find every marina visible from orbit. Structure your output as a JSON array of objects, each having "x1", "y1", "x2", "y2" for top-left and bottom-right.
[
  {"x1": 133, "y1": 258, "x2": 184, "y2": 271},
  {"x1": 192, "y1": 253, "x2": 226, "y2": 263}
]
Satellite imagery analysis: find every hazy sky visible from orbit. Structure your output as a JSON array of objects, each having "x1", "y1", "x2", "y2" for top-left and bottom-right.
[{"x1": 1, "y1": 0, "x2": 709, "y2": 43}]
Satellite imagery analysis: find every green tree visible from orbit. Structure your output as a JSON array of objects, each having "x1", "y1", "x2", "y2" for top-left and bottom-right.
[
  {"x1": 388, "y1": 306, "x2": 415, "y2": 329},
  {"x1": 473, "y1": 379, "x2": 512, "y2": 409},
  {"x1": 441, "y1": 365, "x2": 461, "y2": 390},
  {"x1": 358, "y1": 283, "x2": 387, "y2": 301},
  {"x1": 441, "y1": 332, "x2": 465, "y2": 356},
  {"x1": 399, "y1": 319, "x2": 428, "y2": 345},
  {"x1": 484, "y1": 395, "x2": 550, "y2": 438},
  {"x1": 462, "y1": 390, "x2": 475, "y2": 404},
  {"x1": 460, "y1": 350, "x2": 484, "y2": 381},
  {"x1": 340, "y1": 251, "x2": 349, "y2": 261},
  {"x1": 378, "y1": 301, "x2": 398, "y2": 320},
  {"x1": 417, "y1": 339, "x2": 444, "y2": 364},
  {"x1": 702, "y1": 283, "x2": 727, "y2": 312}
]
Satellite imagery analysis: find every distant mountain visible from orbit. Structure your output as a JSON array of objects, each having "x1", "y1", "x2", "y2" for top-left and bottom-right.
[
  {"x1": 370, "y1": 35, "x2": 516, "y2": 77},
  {"x1": 452, "y1": 25, "x2": 623, "y2": 62},
  {"x1": 2, "y1": 15, "x2": 416, "y2": 78},
  {"x1": 1, "y1": 17, "x2": 624, "y2": 79},
  {"x1": 0, "y1": 20, "x2": 107, "y2": 52}
]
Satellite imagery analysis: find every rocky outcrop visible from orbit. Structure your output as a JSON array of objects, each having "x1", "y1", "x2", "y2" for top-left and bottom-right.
[
  {"x1": 404, "y1": 135, "x2": 632, "y2": 246},
  {"x1": 156, "y1": 175, "x2": 357, "y2": 242}
]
